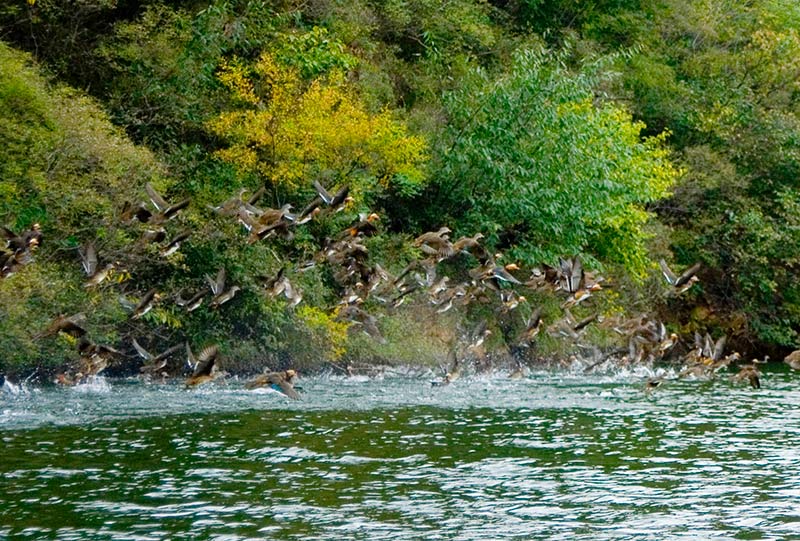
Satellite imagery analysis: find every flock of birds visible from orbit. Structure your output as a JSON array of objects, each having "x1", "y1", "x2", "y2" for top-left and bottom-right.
[{"x1": 1, "y1": 179, "x2": 795, "y2": 399}]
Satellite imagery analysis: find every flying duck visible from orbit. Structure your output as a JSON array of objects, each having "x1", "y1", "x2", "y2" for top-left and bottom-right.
[
  {"x1": 659, "y1": 259, "x2": 701, "y2": 294},
  {"x1": 74, "y1": 337, "x2": 124, "y2": 380},
  {"x1": 452, "y1": 233, "x2": 489, "y2": 262},
  {"x1": 34, "y1": 313, "x2": 87, "y2": 340},
  {"x1": 120, "y1": 289, "x2": 161, "y2": 319},
  {"x1": 244, "y1": 369, "x2": 300, "y2": 399},
  {"x1": 471, "y1": 260, "x2": 522, "y2": 290},
  {"x1": 558, "y1": 256, "x2": 584, "y2": 293},
  {"x1": 185, "y1": 344, "x2": 222, "y2": 387},
  {"x1": 300, "y1": 180, "x2": 353, "y2": 219},
  {"x1": 241, "y1": 204, "x2": 295, "y2": 243},
  {"x1": 209, "y1": 186, "x2": 264, "y2": 217},
  {"x1": 80, "y1": 243, "x2": 115, "y2": 288},
  {"x1": 160, "y1": 232, "x2": 190, "y2": 257},
  {"x1": 262, "y1": 268, "x2": 303, "y2": 308},
  {"x1": 120, "y1": 200, "x2": 153, "y2": 224},
  {"x1": 516, "y1": 307, "x2": 543, "y2": 347},
  {"x1": 414, "y1": 227, "x2": 454, "y2": 259},
  {"x1": 144, "y1": 182, "x2": 191, "y2": 224},
  {"x1": 2, "y1": 224, "x2": 42, "y2": 252},
  {"x1": 343, "y1": 213, "x2": 381, "y2": 238},
  {"x1": 176, "y1": 288, "x2": 209, "y2": 312},
  {"x1": 432, "y1": 348, "x2": 461, "y2": 387},
  {"x1": 0, "y1": 249, "x2": 28, "y2": 278},
  {"x1": 337, "y1": 304, "x2": 386, "y2": 343},
  {"x1": 207, "y1": 268, "x2": 240, "y2": 309},
  {"x1": 139, "y1": 228, "x2": 167, "y2": 246},
  {"x1": 133, "y1": 339, "x2": 184, "y2": 379}
]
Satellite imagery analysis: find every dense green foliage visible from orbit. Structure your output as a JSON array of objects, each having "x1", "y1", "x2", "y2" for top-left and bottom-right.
[
  {"x1": 433, "y1": 47, "x2": 675, "y2": 273},
  {"x1": 0, "y1": 42, "x2": 160, "y2": 370},
  {"x1": 582, "y1": 0, "x2": 800, "y2": 349},
  {"x1": 2, "y1": 0, "x2": 800, "y2": 376}
]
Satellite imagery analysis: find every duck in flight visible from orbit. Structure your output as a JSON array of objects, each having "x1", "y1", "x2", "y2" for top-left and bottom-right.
[
  {"x1": 659, "y1": 259, "x2": 701, "y2": 294},
  {"x1": 2, "y1": 223, "x2": 42, "y2": 253},
  {"x1": 185, "y1": 344, "x2": 222, "y2": 387},
  {"x1": 80, "y1": 242, "x2": 115, "y2": 288},
  {"x1": 300, "y1": 180, "x2": 353, "y2": 219},
  {"x1": 34, "y1": 313, "x2": 87, "y2": 340},
  {"x1": 143, "y1": 182, "x2": 191, "y2": 225},
  {"x1": 244, "y1": 369, "x2": 300, "y2": 399},
  {"x1": 133, "y1": 339, "x2": 184, "y2": 380},
  {"x1": 206, "y1": 268, "x2": 240, "y2": 309}
]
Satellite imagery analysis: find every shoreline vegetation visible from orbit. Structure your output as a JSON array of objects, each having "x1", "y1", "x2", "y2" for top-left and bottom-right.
[{"x1": 2, "y1": 1, "x2": 800, "y2": 386}]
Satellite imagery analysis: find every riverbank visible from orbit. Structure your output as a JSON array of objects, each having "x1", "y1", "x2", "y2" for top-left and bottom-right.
[{"x1": 3, "y1": 0, "x2": 800, "y2": 375}]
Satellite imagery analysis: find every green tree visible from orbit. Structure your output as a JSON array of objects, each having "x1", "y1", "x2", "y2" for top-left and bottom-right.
[{"x1": 433, "y1": 47, "x2": 676, "y2": 274}]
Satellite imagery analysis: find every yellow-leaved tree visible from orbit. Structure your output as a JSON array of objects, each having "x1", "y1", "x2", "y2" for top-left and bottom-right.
[{"x1": 206, "y1": 52, "x2": 427, "y2": 197}]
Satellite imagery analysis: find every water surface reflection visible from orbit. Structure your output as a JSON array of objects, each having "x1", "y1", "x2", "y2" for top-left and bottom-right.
[{"x1": 1, "y1": 370, "x2": 798, "y2": 539}]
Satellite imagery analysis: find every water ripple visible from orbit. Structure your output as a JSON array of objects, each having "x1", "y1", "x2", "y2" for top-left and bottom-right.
[{"x1": 1, "y1": 368, "x2": 799, "y2": 539}]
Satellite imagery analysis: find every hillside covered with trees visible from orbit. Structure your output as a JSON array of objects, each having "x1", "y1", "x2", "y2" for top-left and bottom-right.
[{"x1": 1, "y1": 0, "x2": 799, "y2": 379}]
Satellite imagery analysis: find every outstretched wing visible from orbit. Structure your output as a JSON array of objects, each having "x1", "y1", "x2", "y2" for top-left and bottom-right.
[
  {"x1": 713, "y1": 335, "x2": 727, "y2": 362},
  {"x1": 192, "y1": 345, "x2": 219, "y2": 377},
  {"x1": 132, "y1": 338, "x2": 153, "y2": 361},
  {"x1": 659, "y1": 259, "x2": 677, "y2": 285},
  {"x1": 248, "y1": 185, "x2": 266, "y2": 206},
  {"x1": 185, "y1": 343, "x2": 197, "y2": 371},
  {"x1": 568, "y1": 256, "x2": 583, "y2": 293},
  {"x1": 702, "y1": 333, "x2": 714, "y2": 359},
  {"x1": 206, "y1": 268, "x2": 226, "y2": 295},
  {"x1": 1, "y1": 226, "x2": 18, "y2": 243},
  {"x1": 529, "y1": 306, "x2": 543, "y2": 329},
  {"x1": 163, "y1": 199, "x2": 190, "y2": 219},
  {"x1": 145, "y1": 183, "x2": 170, "y2": 212},
  {"x1": 153, "y1": 343, "x2": 185, "y2": 362},
  {"x1": 674, "y1": 262, "x2": 701, "y2": 288},
  {"x1": 330, "y1": 185, "x2": 350, "y2": 207},
  {"x1": 134, "y1": 289, "x2": 157, "y2": 312},
  {"x1": 275, "y1": 378, "x2": 300, "y2": 400},
  {"x1": 80, "y1": 243, "x2": 98, "y2": 276},
  {"x1": 312, "y1": 179, "x2": 333, "y2": 205}
]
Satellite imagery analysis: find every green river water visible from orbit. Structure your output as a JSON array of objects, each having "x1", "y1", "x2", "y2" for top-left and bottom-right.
[{"x1": 1, "y1": 367, "x2": 799, "y2": 540}]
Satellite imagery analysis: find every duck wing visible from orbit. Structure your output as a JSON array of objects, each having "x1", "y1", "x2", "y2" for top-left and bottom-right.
[
  {"x1": 491, "y1": 266, "x2": 522, "y2": 285},
  {"x1": 330, "y1": 185, "x2": 350, "y2": 207},
  {"x1": 659, "y1": 259, "x2": 678, "y2": 285},
  {"x1": 145, "y1": 183, "x2": 170, "y2": 212},
  {"x1": 247, "y1": 186, "x2": 266, "y2": 206},
  {"x1": 163, "y1": 199, "x2": 190, "y2": 219},
  {"x1": 274, "y1": 377, "x2": 300, "y2": 400},
  {"x1": 1, "y1": 226, "x2": 18, "y2": 241},
  {"x1": 206, "y1": 268, "x2": 226, "y2": 295},
  {"x1": 134, "y1": 289, "x2": 157, "y2": 311},
  {"x1": 79, "y1": 243, "x2": 98, "y2": 276},
  {"x1": 312, "y1": 179, "x2": 333, "y2": 205},
  {"x1": 674, "y1": 262, "x2": 701, "y2": 288},
  {"x1": 1, "y1": 226, "x2": 23, "y2": 251},
  {"x1": 713, "y1": 335, "x2": 727, "y2": 362},
  {"x1": 132, "y1": 338, "x2": 153, "y2": 362},
  {"x1": 568, "y1": 256, "x2": 583, "y2": 293},
  {"x1": 154, "y1": 343, "x2": 184, "y2": 363},
  {"x1": 192, "y1": 345, "x2": 218, "y2": 377}
]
